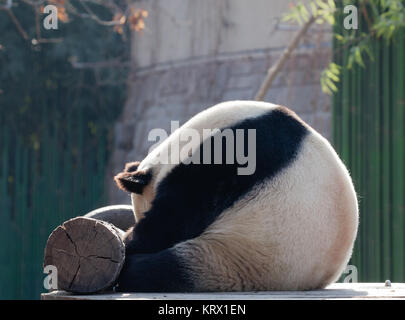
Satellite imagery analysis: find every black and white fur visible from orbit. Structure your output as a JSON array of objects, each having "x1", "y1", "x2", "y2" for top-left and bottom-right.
[{"x1": 114, "y1": 101, "x2": 358, "y2": 292}]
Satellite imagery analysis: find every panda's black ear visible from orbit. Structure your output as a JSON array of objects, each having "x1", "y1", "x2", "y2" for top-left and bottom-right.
[{"x1": 114, "y1": 169, "x2": 152, "y2": 194}]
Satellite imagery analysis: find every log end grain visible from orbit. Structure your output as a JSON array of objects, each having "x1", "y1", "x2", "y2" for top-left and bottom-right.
[{"x1": 43, "y1": 217, "x2": 125, "y2": 294}]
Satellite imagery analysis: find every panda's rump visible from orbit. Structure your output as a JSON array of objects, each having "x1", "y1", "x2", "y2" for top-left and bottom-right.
[{"x1": 181, "y1": 132, "x2": 358, "y2": 291}]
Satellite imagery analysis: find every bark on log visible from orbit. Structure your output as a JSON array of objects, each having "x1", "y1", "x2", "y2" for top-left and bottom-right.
[
  {"x1": 84, "y1": 205, "x2": 135, "y2": 231},
  {"x1": 43, "y1": 217, "x2": 126, "y2": 294}
]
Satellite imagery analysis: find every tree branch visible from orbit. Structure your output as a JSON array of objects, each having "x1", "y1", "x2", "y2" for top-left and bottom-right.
[
  {"x1": 254, "y1": 15, "x2": 316, "y2": 101},
  {"x1": 70, "y1": 59, "x2": 130, "y2": 69},
  {"x1": 0, "y1": 6, "x2": 30, "y2": 40},
  {"x1": 77, "y1": 0, "x2": 124, "y2": 26}
]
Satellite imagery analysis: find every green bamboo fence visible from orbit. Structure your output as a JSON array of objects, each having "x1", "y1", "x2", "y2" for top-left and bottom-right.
[
  {"x1": 0, "y1": 104, "x2": 113, "y2": 299},
  {"x1": 0, "y1": 2, "x2": 127, "y2": 298},
  {"x1": 333, "y1": 3, "x2": 405, "y2": 282}
]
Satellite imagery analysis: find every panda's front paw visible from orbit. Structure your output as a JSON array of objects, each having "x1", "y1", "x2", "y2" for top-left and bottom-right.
[{"x1": 122, "y1": 226, "x2": 138, "y2": 254}]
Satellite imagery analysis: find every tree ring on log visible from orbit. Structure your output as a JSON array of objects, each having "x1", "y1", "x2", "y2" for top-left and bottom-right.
[{"x1": 43, "y1": 217, "x2": 125, "y2": 294}]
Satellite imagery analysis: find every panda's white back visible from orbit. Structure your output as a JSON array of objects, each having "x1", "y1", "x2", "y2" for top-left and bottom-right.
[{"x1": 138, "y1": 101, "x2": 278, "y2": 187}]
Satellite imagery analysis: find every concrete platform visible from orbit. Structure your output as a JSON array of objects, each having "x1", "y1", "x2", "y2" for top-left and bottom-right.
[{"x1": 41, "y1": 283, "x2": 405, "y2": 300}]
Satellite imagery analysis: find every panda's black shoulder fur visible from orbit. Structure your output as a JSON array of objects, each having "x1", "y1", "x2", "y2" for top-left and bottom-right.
[{"x1": 125, "y1": 106, "x2": 309, "y2": 255}]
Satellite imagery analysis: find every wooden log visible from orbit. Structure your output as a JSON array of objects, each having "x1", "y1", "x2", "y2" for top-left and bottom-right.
[
  {"x1": 43, "y1": 217, "x2": 126, "y2": 294},
  {"x1": 83, "y1": 205, "x2": 135, "y2": 231}
]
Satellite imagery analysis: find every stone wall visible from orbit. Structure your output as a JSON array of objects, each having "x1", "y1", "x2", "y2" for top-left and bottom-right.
[{"x1": 107, "y1": 0, "x2": 332, "y2": 204}]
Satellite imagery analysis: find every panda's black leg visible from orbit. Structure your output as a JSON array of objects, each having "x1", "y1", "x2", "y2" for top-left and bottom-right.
[{"x1": 115, "y1": 248, "x2": 194, "y2": 292}]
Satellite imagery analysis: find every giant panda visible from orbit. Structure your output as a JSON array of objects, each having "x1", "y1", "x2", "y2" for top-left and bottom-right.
[{"x1": 113, "y1": 100, "x2": 358, "y2": 292}]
